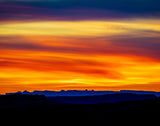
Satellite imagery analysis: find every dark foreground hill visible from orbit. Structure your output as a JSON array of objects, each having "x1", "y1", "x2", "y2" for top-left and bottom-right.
[
  {"x1": 0, "y1": 93, "x2": 160, "y2": 124},
  {"x1": 0, "y1": 93, "x2": 48, "y2": 108}
]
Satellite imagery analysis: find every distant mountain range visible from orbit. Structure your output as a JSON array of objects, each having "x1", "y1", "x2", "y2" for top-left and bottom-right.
[{"x1": 5, "y1": 90, "x2": 160, "y2": 97}]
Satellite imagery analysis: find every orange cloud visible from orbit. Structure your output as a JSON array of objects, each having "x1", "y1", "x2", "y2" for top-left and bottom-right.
[
  {"x1": 1, "y1": 36, "x2": 160, "y2": 94},
  {"x1": 0, "y1": 19, "x2": 160, "y2": 94}
]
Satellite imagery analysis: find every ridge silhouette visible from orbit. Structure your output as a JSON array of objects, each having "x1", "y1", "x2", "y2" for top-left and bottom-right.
[{"x1": 5, "y1": 89, "x2": 160, "y2": 97}]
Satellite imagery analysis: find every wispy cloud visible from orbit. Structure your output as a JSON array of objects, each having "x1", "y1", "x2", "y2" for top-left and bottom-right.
[{"x1": 1, "y1": 0, "x2": 160, "y2": 93}]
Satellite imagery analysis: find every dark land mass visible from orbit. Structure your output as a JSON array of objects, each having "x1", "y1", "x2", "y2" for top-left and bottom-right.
[
  {"x1": 0, "y1": 93, "x2": 160, "y2": 124},
  {"x1": 6, "y1": 89, "x2": 160, "y2": 97},
  {"x1": 48, "y1": 93, "x2": 156, "y2": 104}
]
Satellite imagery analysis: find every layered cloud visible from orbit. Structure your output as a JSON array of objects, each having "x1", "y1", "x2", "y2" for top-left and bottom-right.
[
  {"x1": 1, "y1": 33, "x2": 160, "y2": 93},
  {"x1": 0, "y1": 0, "x2": 160, "y2": 93}
]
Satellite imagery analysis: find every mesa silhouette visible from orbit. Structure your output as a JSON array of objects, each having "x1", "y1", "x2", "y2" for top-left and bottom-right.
[{"x1": 6, "y1": 89, "x2": 160, "y2": 97}]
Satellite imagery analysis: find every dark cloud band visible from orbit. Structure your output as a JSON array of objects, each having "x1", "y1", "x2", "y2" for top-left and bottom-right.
[{"x1": 0, "y1": 0, "x2": 160, "y2": 21}]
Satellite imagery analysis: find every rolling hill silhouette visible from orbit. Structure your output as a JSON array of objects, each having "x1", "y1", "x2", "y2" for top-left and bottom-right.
[{"x1": 48, "y1": 93, "x2": 156, "y2": 104}]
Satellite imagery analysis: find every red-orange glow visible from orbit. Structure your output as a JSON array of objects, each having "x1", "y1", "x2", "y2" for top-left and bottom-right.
[{"x1": 0, "y1": 20, "x2": 160, "y2": 94}]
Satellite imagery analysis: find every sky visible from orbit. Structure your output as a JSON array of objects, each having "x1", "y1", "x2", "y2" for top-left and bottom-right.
[{"x1": 0, "y1": 0, "x2": 160, "y2": 94}]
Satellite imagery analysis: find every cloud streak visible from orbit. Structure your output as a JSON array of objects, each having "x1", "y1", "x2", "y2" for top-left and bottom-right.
[
  {"x1": 0, "y1": 0, "x2": 160, "y2": 93},
  {"x1": 1, "y1": 35, "x2": 160, "y2": 93}
]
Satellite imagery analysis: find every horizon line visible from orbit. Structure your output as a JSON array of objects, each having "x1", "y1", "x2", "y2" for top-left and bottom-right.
[{"x1": 3, "y1": 89, "x2": 160, "y2": 95}]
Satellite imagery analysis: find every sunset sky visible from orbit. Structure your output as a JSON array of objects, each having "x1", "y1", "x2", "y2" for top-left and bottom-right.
[{"x1": 0, "y1": 0, "x2": 160, "y2": 94}]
